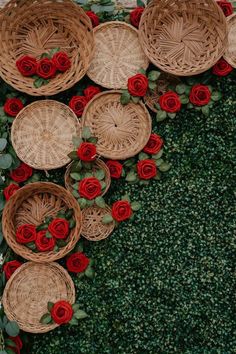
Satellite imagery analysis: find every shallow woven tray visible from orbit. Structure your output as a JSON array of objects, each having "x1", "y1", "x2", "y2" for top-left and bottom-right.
[
  {"x1": 87, "y1": 21, "x2": 148, "y2": 89},
  {"x1": 2, "y1": 182, "x2": 82, "y2": 262},
  {"x1": 139, "y1": 0, "x2": 227, "y2": 76},
  {"x1": 0, "y1": 0, "x2": 94, "y2": 96},
  {"x1": 11, "y1": 100, "x2": 80, "y2": 170},
  {"x1": 224, "y1": 14, "x2": 236, "y2": 68},
  {"x1": 81, "y1": 205, "x2": 115, "y2": 241},
  {"x1": 81, "y1": 91, "x2": 152, "y2": 160},
  {"x1": 3, "y1": 262, "x2": 75, "y2": 333}
]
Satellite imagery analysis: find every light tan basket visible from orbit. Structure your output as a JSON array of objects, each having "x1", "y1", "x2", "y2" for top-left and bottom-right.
[
  {"x1": 224, "y1": 14, "x2": 236, "y2": 68},
  {"x1": 87, "y1": 21, "x2": 148, "y2": 89},
  {"x1": 3, "y1": 262, "x2": 75, "y2": 333},
  {"x1": 81, "y1": 91, "x2": 152, "y2": 160},
  {"x1": 2, "y1": 182, "x2": 82, "y2": 262},
  {"x1": 11, "y1": 100, "x2": 80, "y2": 170},
  {"x1": 139, "y1": 0, "x2": 227, "y2": 76},
  {"x1": 81, "y1": 205, "x2": 115, "y2": 241},
  {"x1": 0, "y1": 0, "x2": 94, "y2": 96}
]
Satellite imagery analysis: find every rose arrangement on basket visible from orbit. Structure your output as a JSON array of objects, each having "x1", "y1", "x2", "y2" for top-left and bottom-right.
[{"x1": 69, "y1": 85, "x2": 101, "y2": 117}]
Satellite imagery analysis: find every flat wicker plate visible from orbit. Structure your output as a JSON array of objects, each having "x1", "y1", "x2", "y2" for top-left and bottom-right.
[
  {"x1": 87, "y1": 21, "x2": 148, "y2": 89},
  {"x1": 224, "y1": 14, "x2": 236, "y2": 68},
  {"x1": 11, "y1": 100, "x2": 80, "y2": 170},
  {"x1": 3, "y1": 262, "x2": 75, "y2": 333},
  {"x1": 81, "y1": 91, "x2": 152, "y2": 160}
]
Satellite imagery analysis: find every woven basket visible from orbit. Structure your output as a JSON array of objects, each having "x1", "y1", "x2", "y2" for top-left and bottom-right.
[
  {"x1": 81, "y1": 205, "x2": 115, "y2": 241},
  {"x1": 3, "y1": 262, "x2": 75, "y2": 333},
  {"x1": 224, "y1": 14, "x2": 236, "y2": 68},
  {"x1": 0, "y1": 0, "x2": 94, "y2": 96},
  {"x1": 81, "y1": 91, "x2": 152, "y2": 160},
  {"x1": 87, "y1": 21, "x2": 148, "y2": 89},
  {"x1": 2, "y1": 182, "x2": 82, "y2": 262},
  {"x1": 139, "y1": 0, "x2": 227, "y2": 76},
  {"x1": 11, "y1": 100, "x2": 80, "y2": 170}
]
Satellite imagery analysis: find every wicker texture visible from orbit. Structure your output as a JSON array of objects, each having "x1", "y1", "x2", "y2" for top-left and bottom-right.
[
  {"x1": 139, "y1": 0, "x2": 227, "y2": 76},
  {"x1": 81, "y1": 205, "x2": 115, "y2": 241},
  {"x1": 11, "y1": 100, "x2": 80, "y2": 170},
  {"x1": 87, "y1": 21, "x2": 148, "y2": 89},
  {"x1": 81, "y1": 91, "x2": 152, "y2": 160},
  {"x1": 2, "y1": 182, "x2": 82, "y2": 262},
  {"x1": 3, "y1": 262, "x2": 75, "y2": 333},
  {"x1": 224, "y1": 14, "x2": 236, "y2": 68},
  {"x1": 0, "y1": 0, "x2": 94, "y2": 96}
]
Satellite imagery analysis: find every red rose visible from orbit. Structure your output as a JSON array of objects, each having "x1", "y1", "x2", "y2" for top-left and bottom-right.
[
  {"x1": 111, "y1": 200, "x2": 132, "y2": 222},
  {"x1": 212, "y1": 58, "x2": 233, "y2": 76},
  {"x1": 3, "y1": 184, "x2": 20, "y2": 201},
  {"x1": 35, "y1": 230, "x2": 55, "y2": 252},
  {"x1": 217, "y1": 1, "x2": 233, "y2": 16},
  {"x1": 159, "y1": 91, "x2": 181, "y2": 113},
  {"x1": 143, "y1": 134, "x2": 163, "y2": 155},
  {"x1": 128, "y1": 73, "x2": 148, "y2": 97},
  {"x1": 51, "y1": 300, "x2": 73, "y2": 325},
  {"x1": 16, "y1": 55, "x2": 37, "y2": 77},
  {"x1": 106, "y1": 160, "x2": 123, "y2": 179},
  {"x1": 84, "y1": 86, "x2": 101, "y2": 101},
  {"x1": 69, "y1": 96, "x2": 88, "y2": 117},
  {"x1": 48, "y1": 218, "x2": 70, "y2": 239},
  {"x1": 52, "y1": 52, "x2": 71, "y2": 72},
  {"x1": 66, "y1": 252, "x2": 90, "y2": 273},
  {"x1": 137, "y1": 159, "x2": 157, "y2": 180},
  {"x1": 189, "y1": 84, "x2": 211, "y2": 106},
  {"x1": 4, "y1": 98, "x2": 24, "y2": 117},
  {"x1": 10, "y1": 162, "x2": 33, "y2": 183},
  {"x1": 16, "y1": 224, "x2": 37, "y2": 244},
  {"x1": 86, "y1": 11, "x2": 99, "y2": 27},
  {"x1": 7, "y1": 336, "x2": 23, "y2": 354},
  {"x1": 78, "y1": 177, "x2": 101, "y2": 200},
  {"x1": 3, "y1": 260, "x2": 22, "y2": 280},
  {"x1": 130, "y1": 7, "x2": 144, "y2": 28},
  {"x1": 36, "y1": 58, "x2": 57, "y2": 79},
  {"x1": 77, "y1": 142, "x2": 96, "y2": 162}
]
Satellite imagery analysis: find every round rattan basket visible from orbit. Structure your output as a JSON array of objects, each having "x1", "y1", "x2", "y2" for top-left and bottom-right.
[
  {"x1": 11, "y1": 100, "x2": 80, "y2": 170},
  {"x1": 81, "y1": 91, "x2": 152, "y2": 160},
  {"x1": 65, "y1": 158, "x2": 111, "y2": 197},
  {"x1": 81, "y1": 205, "x2": 115, "y2": 241},
  {"x1": 87, "y1": 21, "x2": 148, "y2": 89},
  {"x1": 139, "y1": 0, "x2": 227, "y2": 76},
  {"x1": 2, "y1": 182, "x2": 82, "y2": 262},
  {"x1": 224, "y1": 14, "x2": 236, "y2": 68},
  {"x1": 3, "y1": 262, "x2": 75, "y2": 333},
  {"x1": 0, "y1": 0, "x2": 94, "y2": 96}
]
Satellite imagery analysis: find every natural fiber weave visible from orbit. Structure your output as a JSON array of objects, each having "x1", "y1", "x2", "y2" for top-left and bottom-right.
[
  {"x1": 87, "y1": 21, "x2": 148, "y2": 89},
  {"x1": 3, "y1": 262, "x2": 75, "y2": 333},
  {"x1": 224, "y1": 14, "x2": 236, "y2": 68},
  {"x1": 2, "y1": 182, "x2": 82, "y2": 262},
  {"x1": 11, "y1": 100, "x2": 80, "y2": 170},
  {"x1": 0, "y1": 0, "x2": 94, "y2": 96},
  {"x1": 139, "y1": 0, "x2": 227, "y2": 76},
  {"x1": 81, "y1": 205, "x2": 115, "y2": 241},
  {"x1": 81, "y1": 91, "x2": 152, "y2": 160}
]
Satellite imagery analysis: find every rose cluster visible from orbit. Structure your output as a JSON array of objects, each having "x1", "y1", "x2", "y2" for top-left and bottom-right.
[{"x1": 69, "y1": 85, "x2": 101, "y2": 117}]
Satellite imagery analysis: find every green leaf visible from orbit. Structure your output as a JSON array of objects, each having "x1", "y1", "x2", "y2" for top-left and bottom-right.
[
  {"x1": 71, "y1": 160, "x2": 82, "y2": 172},
  {"x1": 159, "y1": 162, "x2": 171, "y2": 172},
  {"x1": 180, "y1": 95, "x2": 189, "y2": 104},
  {"x1": 33, "y1": 77, "x2": 45, "y2": 88},
  {"x1": 47, "y1": 302, "x2": 54, "y2": 312},
  {"x1": 4, "y1": 339, "x2": 17, "y2": 348},
  {"x1": 95, "y1": 169, "x2": 105, "y2": 181},
  {"x1": 156, "y1": 110, "x2": 167, "y2": 122},
  {"x1": 70, "y1": 172, "x2": 81, "y2": 181},
  {"x1": 176, "y1": 84, "x2": 186, "y2": 94},
  {"x1": 49, "y1": 47, "x2": 60, "y2": 56},
  {"x1": 72, "y1": 136, "x2": 83, "y2": 148},
  {"x1": 148, "y1": 71, "x2": 160, "y2": 81},
  {"x1": 95, "y1": 196, "x2": 106, "y2": 208},
  {"x1": 137, "y1": 0, "x2": 145, "y2": 6},
  {"x1": 72, "y1": 304, "x2": 80, "y2": 312},
  {"x1": 91, "y1": 3, "x2": 101, "y2": 12},
  {"x1": 69, "y1": 317, "x2": 79, "y2": 325},
  {"x1": 155, "y1": 158, "x2": 164, "y2": 167},
  {"x1": 100, "y1": 181, "x2": 107, "y2": 190},
  {"x1": 101, "y1": 5, "x2": 114, "y2": 12},
  {"x1": 0, "y1": 350, "x2": 8, "y2": 354},
  {"x1": 85, "y1": 267, "x2": 95, "y2": 279},
  {"x1": 72, "y1": 182, "x2": 79, "y2": 190},
  {"x1": 5, "y1": 321, "x2": 20, "y2": 337},
  {"x1": 148, "y1": 81, "x2": 157, "y2": 90},
  {"x1": 201, "y1": 105, "x2": 210, "y2": 116},
  {"x1": 152, "y1": 149, "x2": 163, "y2": 160},
  {"x1": 211, "y1": 91, "x2": 222, "y2": 102},
  {"x1": 40, "y1": 313, "x2": 52, "y2": 325},
  {"x1": 68, "y1": 151, "x2": 78, "y2": 160},
  {"x1": 131, "y1": 96, "x2": 140, "y2": 104},
  {"x1": 36, "y1": 223, "x2": 48, "y2": 231},
  {"x1": 82, "y1": 127, "x2": 91, "y2": 140},
  {"x1": 138, "y1": 152, "x2": 149, "y2": 160},
  {"x1": 102, "y1": 214, "x2": 114, "y2": 224},
  {"x1": 26, "y1": 242, "x2": 37, "y2": 250},
  {"x1": 0, "y1": 138, "x2": 7, "y2": 151},
  {"x1": 0, "y1": 195, "x2": 5, "y2": 212},
  {"x1": 138, "y1": 68, "x2": 146, "y2": 75},
  {"x1": 82, "y1": 162, "x2": 92, "y2": 170},
  {"x1": 123, "y1": 158, "x2": 135, "y2": 167},
  {"x1": 120, "y1": 90, "x2": 130, "y2": 105},
  {"x1": 6, "y1": 349, "x2": 15, "y2": 354},
  {"x1": 125, "y1": 171, "x2": 137, "y2": 182},
  {"x1": 0, "y1": 154, "x2": 13, "y2": 169},
  {"x1": 167, "y1": 113, "x2": 176, "y2": 119},
  {"x1": 87, "y1": 136, "x2": 98, "y2": 144},
  {"x1": 72, "y1": 190, "x2": 80, "y2": 198},
  {"x1": 78, "y1": 198, "x2": 87, "y2": 209},
  {"x1": 122, "y1": 194, "x2": 131, "y2": 202},
  {"x1": 69, "y1": 219, "x2": 76, "y2": 228},
  {"x1": 74, "y1": 310, "x2": 88, "y2": 320},
  {"x1": 131, "y1": 201, "x2": 141, "y2": 211}
]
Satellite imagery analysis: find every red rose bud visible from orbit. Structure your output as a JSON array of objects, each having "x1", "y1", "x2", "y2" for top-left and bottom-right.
[
  {"x1": 159, "y1": 91, "x2": 181, "y2": 113},
  {"x1": 48, "y1": 218, "x2": 70, "y2": 239},
  {"x1": 83, "y1": 86, "x2": 101, "y2": 101},
  {"x1": 35, "y1": 230, "x2": 55, "y2": 252},
  {"x1": 143, "y1": 134, "x2": 163, "y2": 155},
  {"x1": 111, "y1": 200, "x2": 132, "y2": 222},
  {"x1": 66, "y1": 252, "x2": 90, "y2": 273},
  {"x1": 4, "y1": 98, "x2": 24, "y2": 117},
  {"x1": 78, "y1": 177, "x2": 102, "y2": 200},
  {"x1": 52, "y1": 51, "x2": 71, "y2": 72},
  {"x1": 137, "y1": 159, "x2": 157, "y2": 180},
  {"x1": 3, "y1": 260, "x2": 22, "y2": 280},
  {"x1": 36, "y1": 58, "x2": 57, "y2": 79},
  {"x1": 217, "y1": 1, "x2": 233, "y2": 16},
  {"x1": 51, "y1": 300, "x2": 73, "y2": 325},
  {"x1": 3, "y1": 184, "x2": 20, "y2": 201},
  {"x1": 128, "y1": 73, "x2": 148, "y2": 97},
  {"x1": 86, "y1": 11, "x2": 99, "y2": 27},
  {"x1": 77, "y1": 142, "x2": 96, "y2": 162},
  {"x1": 69, "y1": 96, "x2": 88, "y2": 117},
  {"x1": 189, "y1": 84, "x2": 211, "y2": 106},
  {"x1": 130, "y1": 7, "x2": 144, "y2": 28},
  {"x1": 10, "y1": 162, "x2": 33, "y2": 183},
  {"x1": 106, "y1": 160, "x2": 123, "y2": 179},
  {"x1": 213, "y1": 58, "x2": 233, "y2": 77},
  {"x1": 16, "y1": 224, "x2": 37, "y2": 244},
  {"x1": 16, "y1": 55, "x2": 37, "y2": 77}
]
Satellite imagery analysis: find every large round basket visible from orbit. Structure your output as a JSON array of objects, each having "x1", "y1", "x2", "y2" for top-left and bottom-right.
[
  {"x1": 2, "y1": 182, "x2": 82, "y2": 262},
  {"x1": 0, "y1": 0, "x2": 94, "y2": 96},
  {"x1": 81, "y1": 205, "x2": 115, "y2": 241},
  {"x1": 224, "y1": 14, "x2": 236, "y2": 68},
  {"x1": 87, "y1": 21, "x2": 148, "y2": 89},
  {"x1": 81, "y1": 91, "x2": 152, "y2": 160},
  {"x1": 2, "y1": 262, "x2": 75, "y2": 333},
  {"x1": 139, "y1": 0, "x2": 227, "y2": 76},
  {"x1": 11, "y1": 100, "x2": 80, "y2": 170}
]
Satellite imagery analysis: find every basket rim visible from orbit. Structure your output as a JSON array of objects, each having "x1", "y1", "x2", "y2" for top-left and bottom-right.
[{"x1": 223, "y1": 13, "x2": 236, "y2": 68}]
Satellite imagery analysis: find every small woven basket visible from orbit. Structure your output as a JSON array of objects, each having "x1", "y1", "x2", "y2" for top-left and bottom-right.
[
  {"x1": 11, "y1": 100, "x2": 80, "y2": 170},
  {"x1": 81, "y1": 205, "x2": 115, "y2": 241},
  {"x1": 2, "y1": 182, "x2": 82, "y2": 262},
  {"x1": 139, "y1": 0, "x2": 227, "y2": 76},
  {"x1": 224, "y1": 14, "x2": 236, "y2": 68},
  {"x1": 0, "y1": 0, "x2": 94, "y2": 96},
  {"x1": 3, "y1": 262, "x2": 75, "y2": 333},
  {"x1": 87, "y1": 21, "x2": 148, "y2": 89},
  {"x1": 81, "y1": 91, "x2": 152, "y2": 160}
]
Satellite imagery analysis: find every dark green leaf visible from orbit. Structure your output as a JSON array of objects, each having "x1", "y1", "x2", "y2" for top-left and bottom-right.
[
  {"x1": 120, "y1": 90, "x2": 130, "y2": 105},
  {"x1": 0, "y1": 138, "x2": 7, "y2": 151},
  {"x1": 125, "y1": 172, "x2": 137, "y2": 182},
  {"x1": 138, "y1": 152, "x2": 149, "y2": 160},
  {"x1": 137, "y1": 0, "x2": 145, "y2": 6},
  {"x1": 74, "y1": 310, "x2": 88, "y2": 320},
  {"x1": 68, "y1": 151, "x2": 79, "y2": 160},
  {"x1": 82, "y1": 127, "x2": 92, "y2": 140},
  {"x1": 156, "y1": 110, "x2": 167, "y2": 122},
  {"x1": 148, "y1": 81, "x2": 157, "y2": 90},
  {"x1": 69, "y1": 317, "x2": 79, "y2": 325},
  {"x1": 65, "y1": 209, "x2": 74, "y2": 220},
  {"x1": 33, "y1": 77, "x2": 45, "y2": 88},
  {"x1": 152, "y1": 149, "x2": 163, "y2": 160},
  {"x1": 201, "y1": 105, "x2": 210, "y2": 116},
  {"x1": 148, "y1": 71, "x2": 160, "y2": 81},
  {"x1": 0, "y1": 154, "x2": 13, "y2": 169},
  {"x1": 70, "y1": 172, "x2": 81, "y2": 181},
  {"x1": 159, "y1": 162, "x2": 171, "y2": 172},
  {"x1": 85, "y1": 267, "x2": 95, "y2": 279},
  {"x1": 131, "y1": 201, "x2": 141, "y2": 211},
  {"x1": 176, "y1": 84, "x2": 186, "y2": 94},
  {"x1": 72, "y1": 190, "x2": 80, "y2": 198},
  {"x1": 69, "y1": 219, "x2": 76, "y2": 228},
  {"x1": 138, "y1": 68, "x2": 146, "y2": 75},
  {"x1": 40, "y1": 313, "x2": 52, "y2": 325},
  {"x1": 167, "y1": 113, "x2": 176, "y2": 119},
  {"x1": 122, "y1": 194, "x2": 131, "y2": 202},
  {"x1": 72, "y1": 304, "x2": 80, "y2": 312},
  {"x1": 5, "y1": 339, "x2": 17, "y2": 348},
  {"x1": 95, "y1": 196, "x2": 106, "y2": 208},
  {"x1": 102, "y1": 214, "x2": 114, "y2": 224},
  {"x1": 49, "y1": 47, "x2": 60, "y2": 56},
  {"x1": 36, "y1": 223, "x2": 48, "y2": 231},
  {"x1": 72, "y1": 136, "x2": 83, "y2": 148},
  {"x1": 26, "y1": 242, "x2": 37, "y2": 250},
  {"x1": 47, "y1": 302, "x2": 54, "y2": 312},
  {"x1": 211, "y1": 91, "x2": 222, "y2": 102},
  {"x1": 78, "y1": 198, "x2": 87, "y2": 209},
  {"x1": 131, "y1": 96, "x2": 140, "y2": 104},
  {"x1": 5, "y1": 321, "x2": 20, "y2": 337},
  {"x1": 95, "y1": 169, "x2": 105, "y2": 181}
]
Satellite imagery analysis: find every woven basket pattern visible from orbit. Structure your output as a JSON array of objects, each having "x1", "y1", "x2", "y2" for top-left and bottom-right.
[
  {"x1": 81, "y1": 91, "x2": 152, "y2": 160},
  {"x1": 224, "y1": 14, "x2": 236, "y2": 68},
  {"x1": 0, "y1": 0, "x2": 94, "y2": 96},
  {"x1": 139, "y1": 0, "x2": 227, "y2": 76},
  {"x1": 87, "y1": 21, "x2": 148, "y2": 89},
  {"x1": 3, "y1": 262, "x2": 75, "y2": 333},
  {"x1": 2, "y1": 182, "x2": 82, "y2": 262}
]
